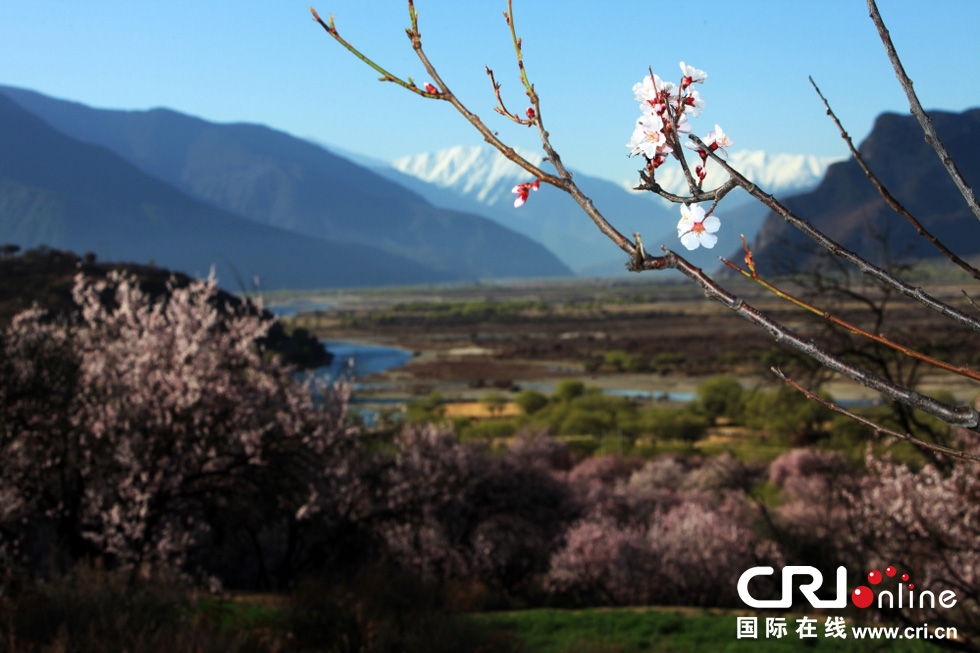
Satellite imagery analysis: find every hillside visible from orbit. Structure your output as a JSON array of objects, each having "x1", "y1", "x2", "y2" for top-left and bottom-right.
[
  {"x1": 0, "y1": 86, "x2": 572, "y2": 283},
  {"x1": 0, "y1": 246, "x2": 330, "y2": 369},
  {"x1": 740, "y1": 109, "x2": 980, "y2": 275},
  {"x1": 385, "y1": 145, "x2": 676, "y2": 277},
  {"x1": 0, "y1": 93, "x2": 455, "y2": 290}
]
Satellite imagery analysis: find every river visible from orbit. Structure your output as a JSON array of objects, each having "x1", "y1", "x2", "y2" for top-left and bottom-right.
[{"x1": 311, "y1": 340, "x2": 415, "y2": 384}]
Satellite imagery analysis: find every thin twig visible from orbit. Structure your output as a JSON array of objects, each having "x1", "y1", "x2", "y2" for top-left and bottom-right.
[
  {"x1": 691, "y1": 133, "x2": 980, "y2": 333},
  {"x1": 309, "y1": 8, "x2": 442, "y2": 98},
  {"x1": 722, "y1": 253, "x2": 980, "y2": 383},
  {"x1": 773, "y1": 368, "x2": 980, "y2": 463},
  {"x1": 661, "y1": 86, "x2": 699, "y2": 194},
  {"x1": 643, "y1": 247, "x2": 980, "y2": 430},
  {"x1": 810, "y1": 76, "x2": 980, "y2": 282},
  {"x1": 963, "y1": 290, "x2": 980, "y2": 314},
  {"x1": 866, "y1": 0, "x2": 980, "y2": 224},
  {"x1": 485, "y1": 66, "x2": 532, "y2": 125}
]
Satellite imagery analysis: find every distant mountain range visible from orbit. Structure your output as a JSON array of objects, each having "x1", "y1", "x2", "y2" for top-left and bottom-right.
[
  {"x1": 739, "y1": 109, "x2": 980, "y2": 275},
  {"x1": 381, "y1": 145, "x2": 671, "y2": 277},
  {"x1": 0, "y1": 86, "x2": 571, "y2": 290},
  {"x1": 4, "y1": 84, "x2": 971, "y2": 290},
  {"x1": 377, "y1": 145, "x2": 839, "y2": 277}
]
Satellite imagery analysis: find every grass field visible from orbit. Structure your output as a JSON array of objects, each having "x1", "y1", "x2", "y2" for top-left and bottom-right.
[
  {"x1": 196, "y1": 597, "x2": 949, "y2": 651},
  {"x1": 471, "y1": 608, "x2": 947, "y2": 652}
]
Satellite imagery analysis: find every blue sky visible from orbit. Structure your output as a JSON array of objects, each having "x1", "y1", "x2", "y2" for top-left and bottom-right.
[{"x1": 3, "y1": 1, "x2": 979, "y2": 185}]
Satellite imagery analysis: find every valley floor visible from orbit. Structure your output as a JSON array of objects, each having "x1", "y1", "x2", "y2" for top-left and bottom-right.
[{"x1": 270, "y1": 276, "x2": 979, "y2": 407}]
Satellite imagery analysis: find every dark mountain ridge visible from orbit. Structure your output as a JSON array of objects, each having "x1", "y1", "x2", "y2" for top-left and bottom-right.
[{"x1": 741, "y1": 109, "x2": 980, "y2": 275}]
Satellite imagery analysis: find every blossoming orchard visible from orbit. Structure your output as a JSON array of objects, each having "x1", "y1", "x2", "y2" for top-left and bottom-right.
[{"x1": 5, "y1": 1, "x2": 980, "y2": 649}]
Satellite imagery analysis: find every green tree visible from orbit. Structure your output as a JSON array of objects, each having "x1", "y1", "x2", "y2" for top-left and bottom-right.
[
  {"x1": 514, "y1": 389, "x2": 548, "y2": 415},
  {"x1": 554, "y1": 379, "x2": 586, "y2": 402},
  {"x1": 695, "y1": 375, "x2": 744, "y2": 423}
]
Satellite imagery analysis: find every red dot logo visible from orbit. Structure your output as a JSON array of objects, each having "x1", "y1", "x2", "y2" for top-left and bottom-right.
[
  {"x1": 868, "y1": 570, "x2": 882, "y2": 585},
  {"x1": 886, "y1": 565, "x2": 897, "y2": 577},
  {"x1": 852, "y1": 586, "x2": 875, "y2": 608},
  {"x1": 902, "y1": 573, "x2": 910, "y2": 582}
]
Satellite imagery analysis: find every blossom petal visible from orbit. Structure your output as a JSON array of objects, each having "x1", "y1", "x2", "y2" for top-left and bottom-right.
[
  {"x1": 699, "y1": 232, "x2": 718, "y2": 249},
  {"x1": 680, "y1": 232, "x2": 701, "y2": 250},
  {"x1": 683, "y1": 204, "x2": 706, "y2": 222},
  {"x1": 702, "y1": 215, "x2": 721, "y2": 234}
]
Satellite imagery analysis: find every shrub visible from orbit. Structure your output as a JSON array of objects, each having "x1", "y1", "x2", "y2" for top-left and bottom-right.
[
  {"x1": 0, "y1": 564, "x2": 260, "y2": 652},
  {"x1": 405, "y1": 390, "x2": 447, "y2": 422},
  {"x1": 603, "y1": 350, "x2": 647, "y2": 372}
]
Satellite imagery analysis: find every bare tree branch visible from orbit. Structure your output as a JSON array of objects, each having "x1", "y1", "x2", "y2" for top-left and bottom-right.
[
  {"x1": 692, "y1": 133, "x2": 980, "y2": 333},
  {"x1": 810, "y1": 76, "x2": 980, "y2": 282},
  {"x1": 648, "y1": 249, "x2": 980, "y2": 430},
  {"x1": 722, "y1": 250, "x2": 980, "y2": 383},
  {"x1": 866, "y1": 0, "x2": 980, "y2": 224},
  {"x1": 402, "y1": 4, "x2": 638, "y2": 259},
  {"x1": 312, "y1": 1, "x2": 980, "y2": 455},
  {"x1": 773, "y1": 368, "x2": 980, "y2": 462}
]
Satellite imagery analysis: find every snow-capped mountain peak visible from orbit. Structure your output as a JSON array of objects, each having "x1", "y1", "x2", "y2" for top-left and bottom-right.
[
  {"x1": 381, "y1": 144, "x2": 842, "y2": 277},
  {"x1": 390, "y1": 144, "x2": 542, "y2": 206}
]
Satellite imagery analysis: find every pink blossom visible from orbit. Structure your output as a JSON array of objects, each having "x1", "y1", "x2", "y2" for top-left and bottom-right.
[{"x1": 512, "y1": 179, "x2": 540, "y2": 207}]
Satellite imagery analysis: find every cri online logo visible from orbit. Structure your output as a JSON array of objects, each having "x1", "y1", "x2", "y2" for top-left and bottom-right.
[{"x1": 737, "y1": 565, "x2": 957, "y2": 610}]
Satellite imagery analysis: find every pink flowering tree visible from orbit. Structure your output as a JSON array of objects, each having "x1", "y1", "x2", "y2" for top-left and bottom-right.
[
  {"x1": 311, "y1": 0, "x2": 980, "y2": 460},
  {"x1": 375, "y1": 424, "x2": 577, "y2": 598},
  {"x1": 0, "y1": 272, "x2": 362, "y2": 588},
  {"x1": 839, "y1": 434, "x2": 980, "y2": 645},
  {"x1": 547, "y1": 455, "x2": 781, "y2": 607}
]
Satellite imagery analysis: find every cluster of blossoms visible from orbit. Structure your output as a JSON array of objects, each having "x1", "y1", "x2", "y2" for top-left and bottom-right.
[
  {"x1": 509, "y1": 62, "x2": 734, "y2": 251},
  {"x1": 626, "y1": 62, "x2": 705, "y2": 167},
  {"x1": 627, "y1": 62, "x2": 733, "y2": 250}
]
